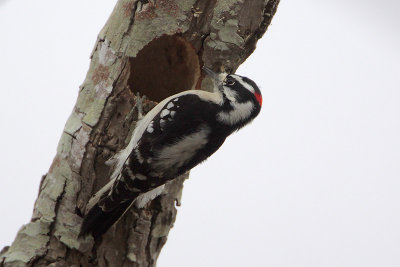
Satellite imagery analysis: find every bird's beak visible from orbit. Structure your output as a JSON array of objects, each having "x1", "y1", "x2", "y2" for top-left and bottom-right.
[
  {"x1": 202, "y1": 66, "x2": 220, "y2": 82},
  {"x1": 202, "y1": 66, "x2": 228, "y2": 93}
]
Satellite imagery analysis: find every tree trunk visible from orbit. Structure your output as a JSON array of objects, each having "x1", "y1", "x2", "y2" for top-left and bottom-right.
[{"x1": 0, "y1": 0, "x2": 279, "y2": 266}]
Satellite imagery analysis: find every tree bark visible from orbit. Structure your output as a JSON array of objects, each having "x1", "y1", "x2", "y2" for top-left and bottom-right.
[{"x1": 0, "y1": 0, "x2": 279, "y2": 266}]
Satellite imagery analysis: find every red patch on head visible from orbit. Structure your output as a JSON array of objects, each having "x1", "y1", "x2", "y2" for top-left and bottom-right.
[{"x1": 254, "y1": 92, "x2": 262, "y2": 106}]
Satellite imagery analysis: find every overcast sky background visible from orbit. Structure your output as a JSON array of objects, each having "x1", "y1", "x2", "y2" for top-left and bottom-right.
[{"x1": 1, "y1": 1, "x2": 399, "y2": 266}]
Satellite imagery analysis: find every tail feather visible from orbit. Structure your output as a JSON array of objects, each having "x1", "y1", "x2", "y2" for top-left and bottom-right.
[
  {"x1": 79, "y1": 176, "x2": 137, "y2": 238},
  {"x1": 79, "y1": 199, "x2": 133, "y2": 238},
  {"x1": 80, "y1": 166, "x2": 166, "y2": 238}
]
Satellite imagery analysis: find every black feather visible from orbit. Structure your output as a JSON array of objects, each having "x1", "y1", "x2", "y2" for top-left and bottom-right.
[{"x1": 79, "y1": 199, "x2": 133, "y2": 238}]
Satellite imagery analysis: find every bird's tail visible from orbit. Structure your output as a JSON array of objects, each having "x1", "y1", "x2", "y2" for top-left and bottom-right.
[
  {"x1": 79, "y1": 199, "x2": 133, "y2": 238},
  {"x1": 79, "y1": 177, "x2": 139, "y2": 238},
  {"x1": 79, "y1": 165, "x2": 168, "y2": 238}
]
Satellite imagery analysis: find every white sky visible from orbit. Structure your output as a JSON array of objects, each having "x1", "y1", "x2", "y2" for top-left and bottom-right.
[{"x1": 1, "y1": 1, "x2": 399, "y2": 266}]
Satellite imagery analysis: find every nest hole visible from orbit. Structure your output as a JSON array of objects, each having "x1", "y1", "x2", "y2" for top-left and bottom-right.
[{"x1": 128, "y1": 35, "x2": 200, "y2": 102}]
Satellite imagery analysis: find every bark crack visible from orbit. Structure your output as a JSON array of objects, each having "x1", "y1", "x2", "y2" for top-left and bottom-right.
[
  {"x1": 28, "y1": 178, "x2": 67, "y2": 266},
  {"x1": 122, "y1": 0, "x2": 140, "y2": 43},
  {"x1": 63, "y1": 130, "x2": 79, "y2": 140},
  {"x1": 249, "y1": 0, "x2": 280, "y2": 45},
  {"x1": 48, "y1": 178, "x2": 67, "y2": 236},
  {"x1": 145, "y1": 210, "x2": 158, "y2": 267}
]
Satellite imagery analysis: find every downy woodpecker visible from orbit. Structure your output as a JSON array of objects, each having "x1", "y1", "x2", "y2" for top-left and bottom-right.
[{"x1": 80, "y1": 67, "x2": 262, "y2": 238}]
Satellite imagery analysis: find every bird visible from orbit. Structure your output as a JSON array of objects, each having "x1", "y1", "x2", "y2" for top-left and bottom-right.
[{"x1": 80, "y1": 66, "x2": 262, "y2": 238}]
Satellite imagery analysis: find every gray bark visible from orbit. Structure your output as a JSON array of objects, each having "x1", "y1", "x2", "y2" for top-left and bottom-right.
[{"x1": 0, "y1": 0, "x2": 279, "y2": 266}]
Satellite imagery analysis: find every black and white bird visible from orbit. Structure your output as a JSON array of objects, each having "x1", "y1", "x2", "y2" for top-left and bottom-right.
[{"x1": 80, "y1": 67, "x2": 262, "y2": 238}]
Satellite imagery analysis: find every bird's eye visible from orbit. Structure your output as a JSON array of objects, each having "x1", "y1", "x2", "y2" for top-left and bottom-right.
[{"x1": 224, "y1": 77, "x2": 235, "y2": 86}]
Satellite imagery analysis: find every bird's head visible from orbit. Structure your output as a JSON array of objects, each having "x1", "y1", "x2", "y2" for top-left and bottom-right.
[{"x1": 203, "y1": 66, "x2": 262, "y2": 127}]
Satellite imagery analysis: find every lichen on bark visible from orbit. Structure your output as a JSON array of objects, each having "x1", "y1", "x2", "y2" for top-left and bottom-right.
[{"x1": 1, "y1": 0, "x2": 279, "y2": 266}]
